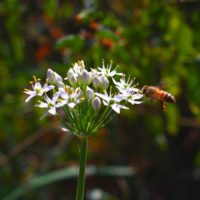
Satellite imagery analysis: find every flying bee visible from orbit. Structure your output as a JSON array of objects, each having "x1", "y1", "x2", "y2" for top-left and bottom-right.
[{"x1": 142, "y1": 85, "x2": 175, "y2": 112}]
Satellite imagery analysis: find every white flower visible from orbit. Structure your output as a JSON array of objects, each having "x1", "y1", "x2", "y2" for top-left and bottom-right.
[
  {"x1": 119, "y1": 91, "x2": 143, "y2": 105},
  {"x1": 96, "y1": 62, "x2": 124, "y2": 78},
  {"x1": 113, "y1": 77, "x2": 133, "y2": 90},
  {"x1": 59, "y1": 87, "x2": 84, "y2": 108},
  {"x1": 66, "y1": 61, "x2": 85, "y2": 80},
  {"x1": 36, "y1": 92, "x2": 63, "y2": 115},
  {"x1": 47, "y1": 69, "x2": 64, "y2": 88},
  {"x1": 24, "y1": 82, "x2": 54, "y2": 102},
  {"x1": 96, "y1": 92, "x2": 128, "y2": 114},
  {"x1": 66, "y1": 61, "x2": 92, "y2": 85},
  {"x1": 68, "y1": 87, "x2": 83, "y2": 108},
  {"x1": 113, "y1": 77, "x2": 143, "y2": 105},
  {"x1": 59, "y1": 88, "x2": 69, "y2": 105}
]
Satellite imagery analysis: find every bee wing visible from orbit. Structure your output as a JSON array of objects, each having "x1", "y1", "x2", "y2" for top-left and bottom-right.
[{"x1": 157, "y1": 80, "x2": 166, "y2": 90}]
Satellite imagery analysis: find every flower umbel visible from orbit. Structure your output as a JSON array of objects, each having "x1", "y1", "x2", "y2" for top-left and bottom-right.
[{"x1": 24, "y1": 60, "x2": 143, "y2": 136}]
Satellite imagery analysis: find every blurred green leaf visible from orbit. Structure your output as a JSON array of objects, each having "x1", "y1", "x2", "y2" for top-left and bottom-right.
[
  {"x1": 44, "y1": 0, "x2": 58, "y2": 19},
  {"x1": 55, "y1": 35, "x2": 85, "y2": 52},
  {"x1": 97, "y1": 29, "x2": 118, "y2": 41},
  {"x1": 3, "y1": 166, "x2": 135, "y2": 200}
]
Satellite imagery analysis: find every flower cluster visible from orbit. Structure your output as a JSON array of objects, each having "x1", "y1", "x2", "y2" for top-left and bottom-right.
[{"x1": 24, "y1": 61, "x2": 143, "y2": 137}]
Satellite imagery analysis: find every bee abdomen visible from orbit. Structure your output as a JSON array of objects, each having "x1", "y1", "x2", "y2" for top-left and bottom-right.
[{"x1": 164, "y1": 92, "x2": 175, "y2": 103}]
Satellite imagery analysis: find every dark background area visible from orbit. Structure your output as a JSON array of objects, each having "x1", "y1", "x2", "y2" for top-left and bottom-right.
[{"x1": 0, "y1": 0, "x2": 200, "y2": 199}]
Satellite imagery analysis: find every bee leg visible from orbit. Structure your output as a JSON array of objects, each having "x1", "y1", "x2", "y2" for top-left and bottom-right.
[{"x1": 160, "y1": 101, "x2": 166, "y2": 112}]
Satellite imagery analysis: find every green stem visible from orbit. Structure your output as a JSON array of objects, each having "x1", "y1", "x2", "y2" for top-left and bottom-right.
[{"x1": 75, "y1": 138, "x2": 88, "y2": 200}]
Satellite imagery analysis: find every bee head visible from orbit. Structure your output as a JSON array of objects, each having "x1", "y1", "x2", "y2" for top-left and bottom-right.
[{"x1": 141, "y1": 85, "x2": 148, "y2": 94}]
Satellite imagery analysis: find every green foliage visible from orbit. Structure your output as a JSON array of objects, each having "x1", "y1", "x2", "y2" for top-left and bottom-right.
[{"x1": 56, "y1": 35, "x2": 85, "y2": 52}]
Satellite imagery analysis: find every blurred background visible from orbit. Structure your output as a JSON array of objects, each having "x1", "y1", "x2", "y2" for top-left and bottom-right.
[{"x1": 0, "y1": 0, "x2": 200, "y2": 199}]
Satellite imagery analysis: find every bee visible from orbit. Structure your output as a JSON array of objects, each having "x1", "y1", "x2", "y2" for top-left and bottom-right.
[{"x1": 142, "y1": 85, "x2": 175, "y2": 111}]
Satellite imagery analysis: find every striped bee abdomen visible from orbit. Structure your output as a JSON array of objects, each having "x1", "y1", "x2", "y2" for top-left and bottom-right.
[{"x1": 164, "y1": 92, "x2": 175, "y2": 103}]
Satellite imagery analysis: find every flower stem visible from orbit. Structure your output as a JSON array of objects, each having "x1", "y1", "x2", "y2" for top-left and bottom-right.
[{"x1": 75, "y1": 138, "x2": 88, "y2": 200}]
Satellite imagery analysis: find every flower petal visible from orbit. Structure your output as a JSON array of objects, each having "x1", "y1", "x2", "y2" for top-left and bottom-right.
[
  {"x1": 48, "y1": 107, "x2": 56, "y2": 115},
  {"x1": 36, "y1": 101, "x2": 48, "y2": 108},
  {"x1": 25, "y1": 94, "x2": 35, "y2": 102}
]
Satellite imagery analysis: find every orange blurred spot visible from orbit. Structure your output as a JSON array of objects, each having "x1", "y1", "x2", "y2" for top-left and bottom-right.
[
  {"x1": 115, "y1": 30, "x2": 121, "y2": 36},
  {"x1": 49, "y1": 27, "x2": 64, "y2": 39},
  {"x1": 134, "y1": 9, "x2": 141, "y2": 18},
  {"x1": 43, "y1": 14, "x2": 64, "y2": 39},
  {"x1": 100, "y1": 38, "x2": 114, "y2": 49},
  {"x1": 74, "y1": 14, "x2": 83, "y2": 23},
  {"x1": 89, "y1": 128, "x2": 109, "y2": 153},
  {"x1": 35, "y1": 44, "x2": 51, "y2": 62},
  {"x1": 89, "y1": 21, "x2": 100, "y2": 32}
]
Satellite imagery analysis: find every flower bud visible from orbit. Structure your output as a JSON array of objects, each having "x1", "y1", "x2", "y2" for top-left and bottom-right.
[
  {"x1": 78, "y1": 60, "x2": 85, "y2": 68},
  {"x1": 77, "y1": 69, "x2": 92, "y2": 84},
  {"x1": 74, "y1": 60, "x2": 85, "y2": 74},
  {"x1": 47, "y1": 69, "x2": 63, "y2": 86},
  {"x1": 57, "y1": 81, "x2": 65, "y2": 88},
  {"x1": 92, "y1": 97, "x2": 101, "y2": 111},
  {"x1": 69, "y1": 75, "x2": 77, "y2": 85},
  {"x1": 100, "y1": 76, "x2": 109, "y2": 90},
  {"x1": 67, "y1": 68, "x2": 77, "y2": 85},
  {"x1": 67, "y1": 68, "x2": 74, "y2": 78},
  {"x1": 47, "y1": 69, "x2": 54, "y2": 81},
  {"x1": 86, "y1": 86, "x2": 94, "y2": 100},
  {"x1": 93, "y1": 77, "x2": 101, "y2": 89}
]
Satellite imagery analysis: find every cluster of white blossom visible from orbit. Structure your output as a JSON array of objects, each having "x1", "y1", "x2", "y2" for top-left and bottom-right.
[{"x1": 24, "y1": 61, "x2": 143, "y2": 135}]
